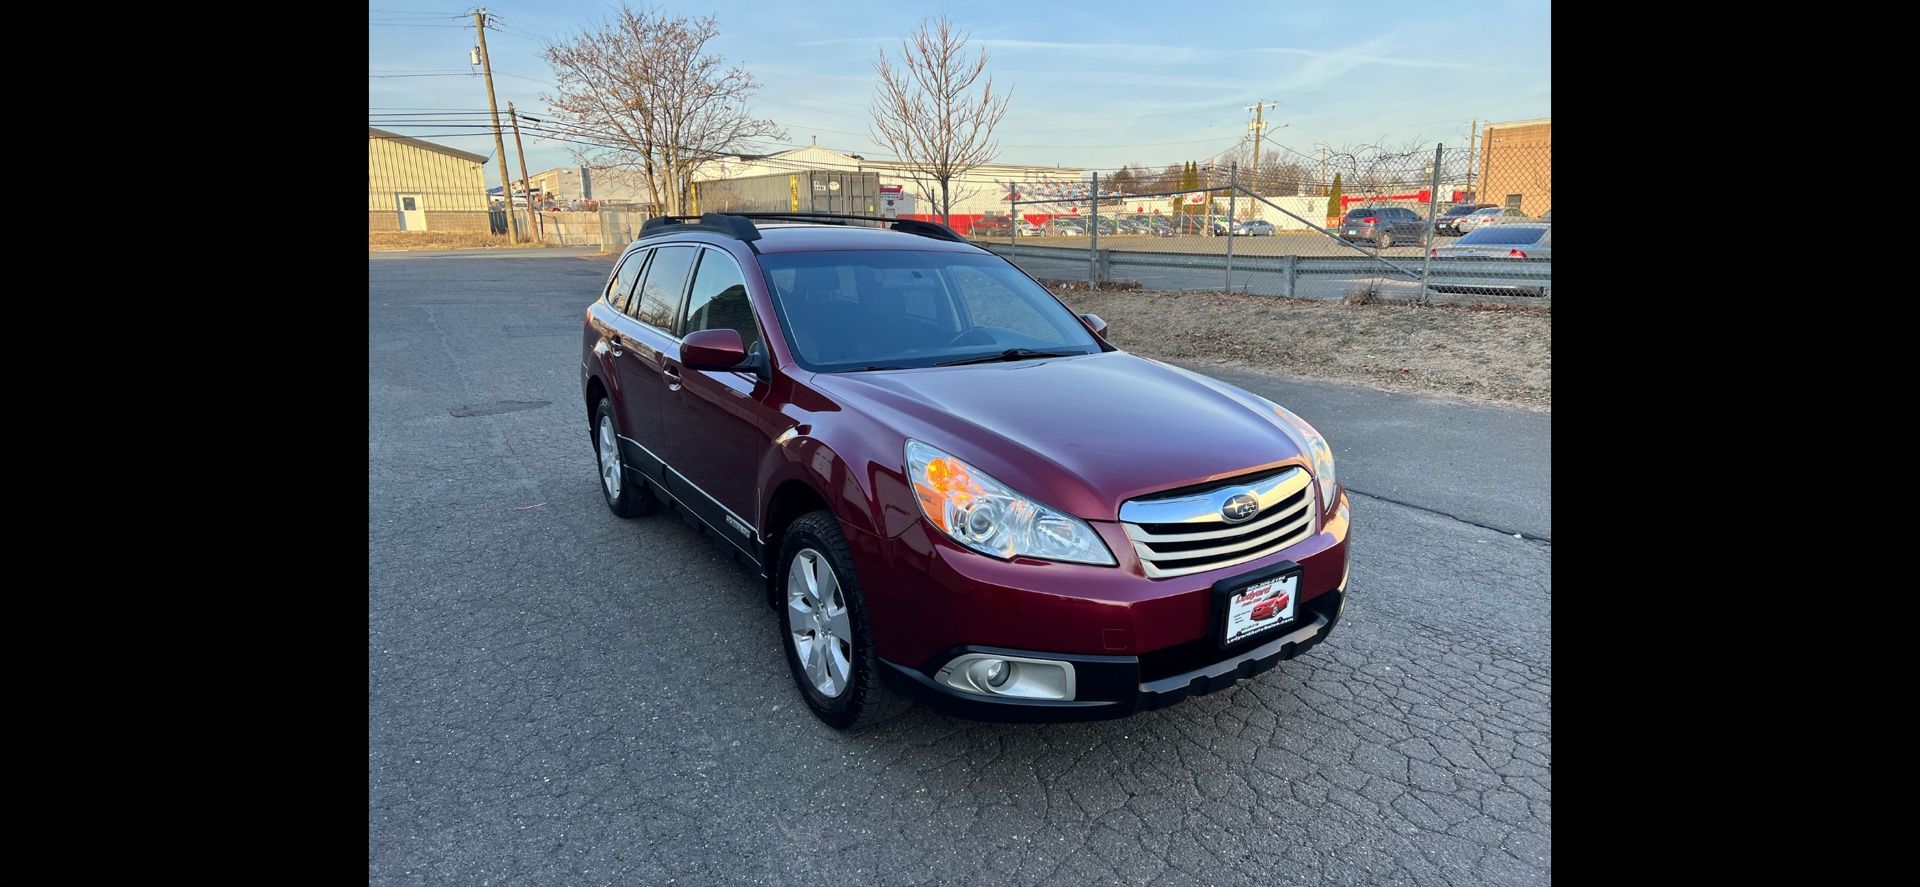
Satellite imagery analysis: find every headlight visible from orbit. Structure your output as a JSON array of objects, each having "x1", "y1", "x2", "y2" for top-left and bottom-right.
[
  {"x1": 1252, "y1": 397, "x2": 1338, "y2": 511},
  {"x1": 905, "y1": 440, "x2": 1115, "y2": 566},
  {"x1": 1305, "y1": 431, "x2": 1337, "y2": 510}
]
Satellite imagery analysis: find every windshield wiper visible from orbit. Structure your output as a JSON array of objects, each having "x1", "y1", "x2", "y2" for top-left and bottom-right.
[{"x1": 935, "y1": 348, "x2": 1082, "y2": 367}]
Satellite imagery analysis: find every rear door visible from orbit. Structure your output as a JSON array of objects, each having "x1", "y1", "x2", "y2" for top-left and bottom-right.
[
  {"x1": 588, "y1": 247, "x2": 650, "y2": 433},
  {"x1": 611, "y1": 244, "x2": 699, "y2": 482},
  {"x1": 658, "y1": 245, "x2": 772, "y2": 560}
]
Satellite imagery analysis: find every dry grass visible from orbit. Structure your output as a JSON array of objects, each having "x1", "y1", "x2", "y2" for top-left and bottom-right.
[
  {"x1": 1056, "y1": 289, "x2": 1551, "y2": 410},
  {"x1": 369, "y1": 232, "x2": 561, "y2": 251}
]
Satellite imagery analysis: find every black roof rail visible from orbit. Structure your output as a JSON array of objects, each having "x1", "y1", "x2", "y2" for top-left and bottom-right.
[
  {"x1": 700, "y1": 212, "x2": 967, "y2": 244},
  {"x1": 640, "y1": 213, "x2": 763, "y2": 242}
]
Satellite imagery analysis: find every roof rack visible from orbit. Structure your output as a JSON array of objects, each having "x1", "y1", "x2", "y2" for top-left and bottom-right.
[
  {"x1": 640, "y1": 213, "x2": 762, "y2": 242},
  {"x1": 640, "y1": 212, "x2": 967, "y2": 245}
]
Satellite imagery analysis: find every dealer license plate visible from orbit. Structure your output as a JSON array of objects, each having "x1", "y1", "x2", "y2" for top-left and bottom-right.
[{"x1": 1222, "y1": 572, "x2": 1299, "y2": 646}]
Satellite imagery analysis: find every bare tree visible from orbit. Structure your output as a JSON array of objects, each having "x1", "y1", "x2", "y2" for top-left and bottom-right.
[
  {"x1": 1142, "y1": 163, "x2": 1184, "y2": 194},
  {"x1": 869, "y1": 16, "x2": 1012, "y2": 227},
  {"x1": 542, "y1": 4, "x2": 783, "y2": 215}
]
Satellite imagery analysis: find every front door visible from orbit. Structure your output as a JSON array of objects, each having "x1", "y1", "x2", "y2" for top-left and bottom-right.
[
  {"x1": 658, "y1": 246, "x2": 772, "y2": 561},
  {"x1": 396, "y1": 194, "x2": 425, "y2": 231}
]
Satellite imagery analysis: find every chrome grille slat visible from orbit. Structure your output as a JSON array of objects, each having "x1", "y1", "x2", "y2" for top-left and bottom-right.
[
  {"x1": 1135, "y1": 508, "x2": 1312, "y2": 561},
  {"x1": 1119, "y1": 469, "x2": 1318, "y2": 579},
  {"x1": 1124, "y1": 488, "x2": 1307, "y2": 543}
]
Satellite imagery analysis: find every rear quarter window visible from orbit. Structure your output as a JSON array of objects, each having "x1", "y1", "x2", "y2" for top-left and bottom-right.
[{"x1": 606, "y1": 249, "x2": 648, "y2": 314}]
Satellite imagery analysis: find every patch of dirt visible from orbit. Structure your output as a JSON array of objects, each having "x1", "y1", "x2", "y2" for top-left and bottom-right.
[
  {"x1": 1055, "y1": 289, "x2": 1550, "y2": 410},
  {"x1": 369, "y1": 232, "x2": 561, "y2": 251}
]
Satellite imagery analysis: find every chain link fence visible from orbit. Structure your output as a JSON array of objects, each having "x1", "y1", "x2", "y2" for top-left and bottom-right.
[
  {"x1": 367, "y1": 184, "x2": 653, "y2": 249},
  {"x1": 976, "y1": 143, "x2": 1549, "y2": 303}
]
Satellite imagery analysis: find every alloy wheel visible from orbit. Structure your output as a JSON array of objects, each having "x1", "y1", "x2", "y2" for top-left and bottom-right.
[
  {"x1": 598, "y1": 416, "x2": 621, "y2": 499},
  {"x1": 787, "y1": 548, "x2": 854, "y2": 698}
]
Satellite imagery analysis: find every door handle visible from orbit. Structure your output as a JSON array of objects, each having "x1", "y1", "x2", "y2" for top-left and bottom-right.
[
  {"x1": 663, "y1": 365, "x2": 682, "y2": 385},
  {"x1": 606, "y1": 334, "x2": 625, "y2": 356}
]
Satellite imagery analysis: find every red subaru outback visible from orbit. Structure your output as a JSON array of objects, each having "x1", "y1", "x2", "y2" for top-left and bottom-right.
[{"x1": 581, "y1": 213, "x2": 1350, "y2": 728}]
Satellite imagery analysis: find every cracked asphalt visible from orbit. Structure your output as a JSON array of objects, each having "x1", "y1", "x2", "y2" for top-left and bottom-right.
[{"x1": 370, "y1": 248, "x2": 1550, "y2": 885}]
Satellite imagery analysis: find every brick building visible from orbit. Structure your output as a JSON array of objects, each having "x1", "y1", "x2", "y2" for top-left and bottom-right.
[{"x1": 1477, "y1": 117, "x2": 1551, "y2": 216}]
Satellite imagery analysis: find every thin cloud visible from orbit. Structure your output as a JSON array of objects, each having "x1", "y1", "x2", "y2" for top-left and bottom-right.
[{"x1": 804, "y1": 34, "x2": 1490, "y2": 77}]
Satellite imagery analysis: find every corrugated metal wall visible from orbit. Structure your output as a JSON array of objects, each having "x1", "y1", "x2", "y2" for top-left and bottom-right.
[
  {"x1": 690, "y1": 171, "x2": 881, "y2": 215},
  {"x1": 368, "y1": 138, "x2": 488, "y2": 212}
]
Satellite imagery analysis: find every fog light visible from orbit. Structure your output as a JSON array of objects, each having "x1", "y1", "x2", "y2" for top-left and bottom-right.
[
  {"x1": 936, "y1": 653, "x2": 1076, "y2": 700},
  {"x1": 966, "y1": 658, "x2": 1011, "y2": 690}
]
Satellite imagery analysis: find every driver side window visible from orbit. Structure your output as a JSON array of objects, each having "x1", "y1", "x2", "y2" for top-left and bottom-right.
[
  {"x1": 949, "y1": 267, "x2": 1056, "y2": 340},
  {"x1": 682, "y1": 249, "x2": 763, "y2": 357}
]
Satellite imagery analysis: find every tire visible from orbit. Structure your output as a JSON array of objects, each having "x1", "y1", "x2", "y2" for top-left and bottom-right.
[
  {"x1": 777, "y1": 511, "x2": 908, "y2": 731},
  {"x1": 593, "y1": 398, "x2": 657, "y2": 518},
  {"x1": 1378, "y1": 230, "x2": 1393, "y2": 250}
]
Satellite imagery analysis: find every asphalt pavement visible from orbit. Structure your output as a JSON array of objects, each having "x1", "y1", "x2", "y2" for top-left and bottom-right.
[{"x1": 370, "y1": 249, "x2": 1550, "y2": 885}]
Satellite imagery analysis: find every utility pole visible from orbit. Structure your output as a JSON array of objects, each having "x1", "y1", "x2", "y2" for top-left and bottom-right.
[
  {"x1": 509, "y1": 102, "x2": 540, "y2": 241},
  {"x1": 1245, "y1": 100, "x2": 1277, "y2": 200},
  {"x1": 474, "y1": 9, "x2": 520, "y2": 242},
  {"x1": 1466, "y1": 119, "x2": 1479, "y2": 202}
]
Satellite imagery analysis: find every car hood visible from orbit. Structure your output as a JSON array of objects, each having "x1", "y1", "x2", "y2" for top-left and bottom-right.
[{"x1": 810, "y1": 352, "x2": 1311, "y2": 520}]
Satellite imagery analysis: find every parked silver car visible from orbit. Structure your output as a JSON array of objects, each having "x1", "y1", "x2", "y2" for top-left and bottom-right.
[
  {"x1": 1429, "y1": 223, "x2": 1551, "y2": 296},
  {"x1": 1453, "y1": 205, "x2": 1530, "y2": 233}
]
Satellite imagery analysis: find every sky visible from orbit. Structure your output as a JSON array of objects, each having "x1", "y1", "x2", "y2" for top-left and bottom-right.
[{"x1": 369, "y1": 1, "x2": 1550, "y2": 180}]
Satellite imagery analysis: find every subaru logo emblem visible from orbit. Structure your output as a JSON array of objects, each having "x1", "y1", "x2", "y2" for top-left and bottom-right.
[{"x1": 1222, "y1": 493, "x2": 1260, "y2": 523}]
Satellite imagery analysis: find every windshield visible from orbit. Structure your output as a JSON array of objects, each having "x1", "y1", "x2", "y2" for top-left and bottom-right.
[
  {"x1": 760, "y1": 250, "x2": 1104, "y2": 372},
  {"x1": 1471, "y1": 207, "x2": 1501, "y2": 216}
]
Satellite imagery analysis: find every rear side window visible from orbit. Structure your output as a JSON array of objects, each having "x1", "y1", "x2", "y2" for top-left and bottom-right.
[
  {"x1": 606, "y1": 249, "x2": 648, "y2": 314},
  {"x1": 630, "y1": 245, "x2": 697, "y2": 332},
  {"x1": 682, "y1": 249, "x2": 763, "y2": 356}
]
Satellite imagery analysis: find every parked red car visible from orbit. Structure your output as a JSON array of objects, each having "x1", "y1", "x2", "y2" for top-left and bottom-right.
[
  {"x1": 1251, "y1": 593, "x2": 1292, "y2": 621},
  {"x1": 581, "y1": 213, "x2": 1350, "y2": 728}
]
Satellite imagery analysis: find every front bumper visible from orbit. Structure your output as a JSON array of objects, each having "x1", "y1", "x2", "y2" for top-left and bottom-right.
[{"x1": 878, "y1": 588, "x2": 1346, "y2": 722}]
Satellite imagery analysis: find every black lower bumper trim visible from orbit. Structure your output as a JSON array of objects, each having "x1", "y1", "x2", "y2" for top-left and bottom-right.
[
  {"x1": 880, "y1": 589, "x2": 1345, "y2": 722},
  {"x1": 878, "y1": 661, "x2": 1134, "y2": 722}
]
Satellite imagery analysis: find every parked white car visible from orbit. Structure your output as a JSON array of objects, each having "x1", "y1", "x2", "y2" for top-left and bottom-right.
[
  {"x1": 1453, "y1": 206, "x2": 1531, "y2": 233},
  {"x1": 1015, "y1": 220, "x2": 1042, "y2": 236}
]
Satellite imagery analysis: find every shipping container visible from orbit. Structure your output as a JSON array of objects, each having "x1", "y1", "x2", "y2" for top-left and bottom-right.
[{"x1": 690, "y1": 170, "x2": 881, "y2": 216}]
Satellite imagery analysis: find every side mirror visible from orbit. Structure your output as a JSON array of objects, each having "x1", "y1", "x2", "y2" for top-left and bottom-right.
[
  {"x1": 680, "y1": 328, "x2": 747, "y2": 370},
  {"x1": 1080, "y1": 313, "x2": 1109, "y2": 338}
]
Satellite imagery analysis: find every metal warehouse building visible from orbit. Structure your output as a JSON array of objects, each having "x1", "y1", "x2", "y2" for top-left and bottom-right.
[
  {"x1": 691, "y1": 145, "x2": 1086, "y2": 233},
  {"x1": 369, "y1": 127, "x2": 490, "y2": 233}
]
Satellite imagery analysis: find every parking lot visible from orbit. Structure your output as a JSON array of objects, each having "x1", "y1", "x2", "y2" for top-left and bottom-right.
[{"x1": 370, "y1": 248, "x2": 1551, "y2": 885}]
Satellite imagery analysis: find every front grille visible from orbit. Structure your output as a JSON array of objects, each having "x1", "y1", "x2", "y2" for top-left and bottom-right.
[{"x1": 1120, "y1": 467, "x2": 1317, "y2": 579}]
